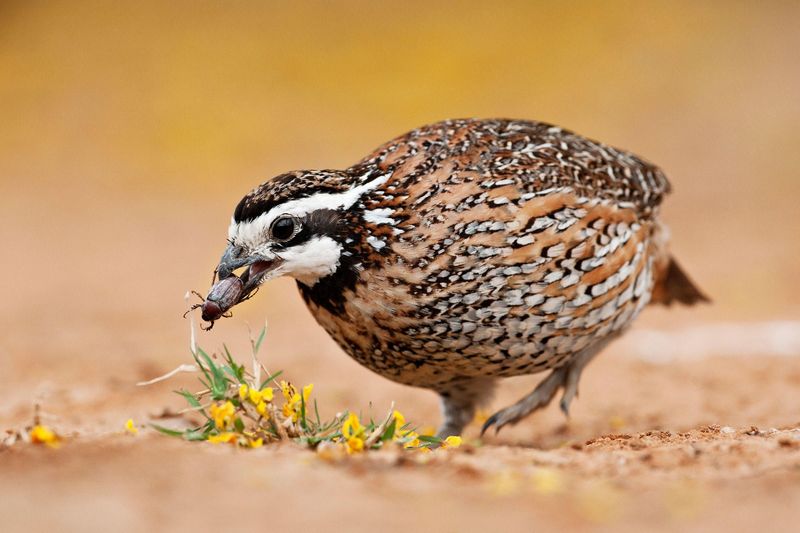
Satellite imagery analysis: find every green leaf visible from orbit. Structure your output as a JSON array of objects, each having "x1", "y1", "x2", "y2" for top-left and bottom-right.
[
  {"x1": 150, "y1": 424, "x2": 185, "y2": 438},
  {"x1": 175, "y1": 389, "x2": 201, "y2": 409},
  {"x1": 381, "y1": 419, "x2": 397, "y2": 442},
  {"x1": 196, "y1": 348, "x2": 229, "y2": 399},
  {"x1": 313, "y1": 399, "x2": 321, "y2": 426},
  {"x1": 222, "y1": 364, "x2": 242, "y2": 382},
  {"x1": 416, "y1": 434, "x2": 443, "y2": 443},
  {"x1": 192, "y1": 349, "x2": 213, "y2": 384},
  {"x1": 253, "y1": 326, "x2": 267, "y2": 354},
  {"x1": 234, "y1": 417, "x2": 245, "y2": 433},
  {"x1": 222, "y1": 345, "x2": 246, "y2": 382},
  {"x1": 185, "y1": 429, "x2": 210, "y2": 441},
  {"x1": 299, "y1": 394, "x2": 308, "y2": 431},
  {"x1": 259, "y1": 369, "x2": 283, "y2": 390}
]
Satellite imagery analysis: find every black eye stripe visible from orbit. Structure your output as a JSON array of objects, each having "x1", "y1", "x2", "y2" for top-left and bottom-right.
[{"x1": 270, "y1": 209, "x2": 344, "y2": 249}]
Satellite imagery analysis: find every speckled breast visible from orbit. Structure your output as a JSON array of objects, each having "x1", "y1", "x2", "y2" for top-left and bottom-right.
[{"x1": 300, "y1": 192, "x2": 662, "y2": 390}]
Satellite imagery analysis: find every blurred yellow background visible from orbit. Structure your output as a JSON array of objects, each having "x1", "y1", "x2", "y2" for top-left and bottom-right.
[
  {"x1": 1, "y1": 0, "x2": 799, "y2": 414},
  {"x1": 2, "y1": 3, "x2": 800, "y2": 532}
]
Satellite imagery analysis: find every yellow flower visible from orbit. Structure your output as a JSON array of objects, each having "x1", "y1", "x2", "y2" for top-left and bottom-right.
[
  {"x1": 341, "y1": 412, "x2": 363, "y2": 439},
  {"x1": 125, "y1": 419, "x2": 139, "y2": 435},
  {"x1": 393, "y1": 410, "x2": 406, "y2": 428},
  {"x1": 248, "y1": 388, "x2": 262, "y2": 405},
  {"x1": 346, "y1": 436, "x2": 364, "y2": 454},
  {"x1": 241, "y1": 384, "x2": 273, "y2": 410},
  {"x1": 402, "y1": 431, "x2": 421, "y2": 449},
  {"x1": 341, "y1": 412, "x2": 366, "y2": 453},
  {"x1": 280, "y1": 381, "x2": 299, "y2": 420},
  {"x1": 261, "y1": 388, "x2": 274, "y2": 402},
  {"x1": 207, "y1": 432, "x2": 237, "y2": 444},
  {"x1": 280, "y1": 380, "x2": 297, "y2": 401},
  {"x1": 30, "y1": 425, "x2": 59, "y2": 448},
  {"x1": 210, "y1": 401, "x2": 235, "y2": 430},
  {"x1": 389, "y1": 411, "x2": 421, "y2": 447},
  {"x1": 442, "y1": 435, "x2": 462, "y2": 449},
  {"x1": 248, "y1": 437, "x2": 264, "y2": 448},
  {"x1": 279, "y1": 381, "x2": 311, "y2": 422},
  {"x1": 389, "y1": 410, "x2": 421, "y2": 448}
]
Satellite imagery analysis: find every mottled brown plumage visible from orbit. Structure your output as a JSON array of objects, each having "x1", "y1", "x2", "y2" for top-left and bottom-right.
[{"x1": 206, "y1": 118, "x2": 707, "y2": 436}]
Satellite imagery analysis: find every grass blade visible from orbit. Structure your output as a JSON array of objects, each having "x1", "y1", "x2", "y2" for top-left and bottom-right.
[{"x1": 150, "y1": 424, "x2": 185, "y2": 438}]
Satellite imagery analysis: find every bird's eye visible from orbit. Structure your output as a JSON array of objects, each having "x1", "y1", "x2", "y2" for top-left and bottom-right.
[{"x1": 270, "y1": 215, "x2": 300, "y2": 243}]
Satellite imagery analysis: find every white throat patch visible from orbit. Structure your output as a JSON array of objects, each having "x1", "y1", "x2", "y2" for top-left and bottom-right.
[{"x1": 272, "y1": 235, "x2": 343, "y2": 286}]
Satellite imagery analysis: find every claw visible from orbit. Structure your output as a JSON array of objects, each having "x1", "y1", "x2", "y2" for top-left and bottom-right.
[
  {"x1": 559, "y1": 396, "x2": 571, "y2": 418},
  {"x1": 481, "y1": 413, "x2": 511, "y2": 435},
  {"x1": 480, "y1": 413, "x2": 501, "y2": 436},
  {"x1": 560, "y1": 386, "x2": 580, "y2": 417},
  {"x1": 559, "y1": 365, "x2": 582, "y2": 417}
]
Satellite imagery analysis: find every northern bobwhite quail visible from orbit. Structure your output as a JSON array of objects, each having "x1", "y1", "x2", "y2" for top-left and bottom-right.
[{"x1": 202, "y1": 118, "x2": 708, "y2": 437}]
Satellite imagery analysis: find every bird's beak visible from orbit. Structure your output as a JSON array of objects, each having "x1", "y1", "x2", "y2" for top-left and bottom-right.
[{"x1": 215, "y1": 244, "x2": 283, "y2": 299}]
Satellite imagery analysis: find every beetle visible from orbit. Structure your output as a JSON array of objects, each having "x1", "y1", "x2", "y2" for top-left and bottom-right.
[{"x1": 184, "y1": 275, "x2": 249, "y2": 330}]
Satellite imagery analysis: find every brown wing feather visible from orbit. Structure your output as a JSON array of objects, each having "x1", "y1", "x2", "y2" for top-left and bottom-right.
[{"x1": 358, "y1": 118, "x2": 671, "y2": 217}]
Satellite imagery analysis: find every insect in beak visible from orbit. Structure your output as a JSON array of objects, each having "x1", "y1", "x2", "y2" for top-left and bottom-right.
[
  {"x1": 216, "y1": 243, "x2": 283, "y2": 297},
  {"x1": 187, "y1": 244, "x2": 284, "y2": 329}
]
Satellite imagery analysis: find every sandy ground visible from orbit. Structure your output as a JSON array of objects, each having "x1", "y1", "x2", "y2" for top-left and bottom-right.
[
  {"x1": 3, "y1": 3, "x2": 800, "y2": 531},
  {"x1": 3, "y1": 348, "x2": 800, "y2": 533}
]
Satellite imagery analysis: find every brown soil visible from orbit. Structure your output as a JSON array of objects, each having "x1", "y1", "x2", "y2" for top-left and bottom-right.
[{"x1": 3, "y1": 297, "x2": 800, "y2": 533}]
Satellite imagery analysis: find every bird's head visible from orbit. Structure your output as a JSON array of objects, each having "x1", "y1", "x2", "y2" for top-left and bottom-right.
[{"x1": 200, "y1": 169, "x2": 390, "y2": 323}]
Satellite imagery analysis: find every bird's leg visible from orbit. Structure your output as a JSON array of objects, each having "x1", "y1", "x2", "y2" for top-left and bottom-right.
[
  {"x1": 558, "y1": 348, "x2": 599, "y2": 417},
  {"x1": 482, "y1": 337, "x2": 616, "y2": 435},
  {"x1": 558, "y1": 335, "x2": 617, "y2": 416},
  {"x1": 436, "y1": 377, "x2": 496, "y2": 438}
]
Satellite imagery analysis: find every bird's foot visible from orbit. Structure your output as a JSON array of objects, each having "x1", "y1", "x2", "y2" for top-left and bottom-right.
[
  {"x1": 480, "y1": 364, "x2": 584, "y2": 434},
  {"x1": 481, "y1": 337, "x2": 614, "y2": 435},
  {"x1": 481, "y1": 366, "x2": 569, "y2": 435}
]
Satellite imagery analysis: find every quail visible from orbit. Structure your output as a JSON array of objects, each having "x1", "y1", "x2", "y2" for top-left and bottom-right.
[{"x1": 203, "y1": 118, "x2": 707, "y2": 437}]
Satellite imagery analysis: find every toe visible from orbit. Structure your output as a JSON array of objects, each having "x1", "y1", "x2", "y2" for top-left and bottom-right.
[
  {"x1": 559, "y1": 395, "x2": 572, "y2": 417},
  {"x1": 481, "y1": 407, "x2": 520, "y2": 435},
  {"x1": 481, "y1": 410, "x2": 510, "y2": 435},
  {"x1": 480, "y1": 412, "x2": 501, "y2": 436},
  {"x1": 559, "y1": 368, "x2": 581, "y2": 417}
]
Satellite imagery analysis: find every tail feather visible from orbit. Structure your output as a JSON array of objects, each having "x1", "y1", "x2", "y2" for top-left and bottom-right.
[{"x1": 651, "y1": 257, "x2": 710, "y2": 306}]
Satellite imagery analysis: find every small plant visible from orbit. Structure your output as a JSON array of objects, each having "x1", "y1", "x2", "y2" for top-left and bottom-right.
[{"x1": 150, "y1": 325, "x2": 461, "y2": 453}]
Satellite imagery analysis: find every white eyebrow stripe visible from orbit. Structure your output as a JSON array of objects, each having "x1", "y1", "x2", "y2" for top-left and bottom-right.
[{"x1": 228, "y1": 173, "x2": 391, "y2": 245}]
